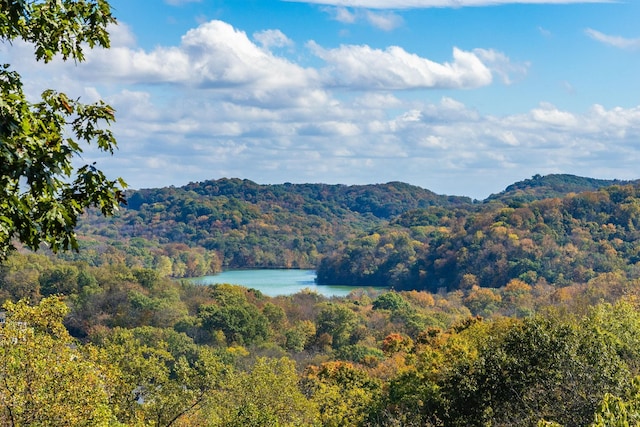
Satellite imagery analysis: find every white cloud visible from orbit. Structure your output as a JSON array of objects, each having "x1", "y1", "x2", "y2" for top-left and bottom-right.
[
  {"x1": 421, "y1": 97, "x2": 481, "y2": 121},
  {"x1": 365, "y1": 10, "x2": 404, "y2": 30},
  {"x1": 530, "y1": 103, "x2": 578, "y2": 127},
  {"x1": 285, "y1": 0, "x2": 609, "y2": 10},
  {"x1": 308, "y1": 43, "x2": 493, "y2": 89},
  {"x1": 585, "y1": 28, "x2": 640, "y2": 50},
  {"x1": 78, "y1": 20, "x2": 323, "y2": 107},
  {"x1": 108, "y1": 23, "x2": 137, "y2": 47},
  {"x1": 253, "y1": 29, "x2": 294, "y2": 49},
  {"x1": 329, "y1": 6, "x2": 358, "y2": 22},
  {"x1": 473, "y1": 48, "x2": 529, "y2": 85},
  {"x1": 23, "y1": 19, "x2": 513, "y2": 100},
  {"x1": 352, "y1": 92, "x2": 403, "y2": 109}
]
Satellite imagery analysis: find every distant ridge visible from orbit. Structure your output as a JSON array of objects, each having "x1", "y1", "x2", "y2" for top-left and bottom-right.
[
  {"x1": 73, "y1": 174, "x2": 640, "y2": 284},
  {"x1": 485, "y1": 174, "x2": 638, "y2": 204},
  {"x1": 79, "y1": 178, "x2": 473, "y2": 270},
  {"x1": 128, "y1": 178, "x2": 473, "y2": 218}
]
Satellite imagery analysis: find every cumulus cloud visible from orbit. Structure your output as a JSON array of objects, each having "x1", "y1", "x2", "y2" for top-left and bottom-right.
[
  {"x1": 585, "y1": 28, "x2": 640, "y2": 50},
  {"x1": 530, "y1": 102, "x2": 579, "y2": 127},
  {"x1": 285, "y1": 0, "x2": 609, "y2": 10},
  {"x1": 26, "y1": 19, "x2": 515, "y2": 101},
  {"x1": 77, "y1": 20, "x2": 323, "y2": 107},
  {"x1": 91, "y1": 75, "x2": 640, "y2": 200},
  {"x1": 308, "y1": 43, "x2": 493, "y2": 89}
]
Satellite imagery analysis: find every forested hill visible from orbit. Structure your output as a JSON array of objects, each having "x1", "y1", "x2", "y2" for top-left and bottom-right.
[
  {"x1": 75, "y1": 174, "x2": 640, "y2": 290},
  {"x1": 76, "y1": 178, "x2": 472, "y2": 273},
  {"x1": 485, "y1": 173, "x2": 636, "y2": 205},
  {"x1": 318, "y1": 182, "x2": 640, "y2": 292},
  {"x1": 127, "y1": 178, "x2": 471, "y2": 217}
]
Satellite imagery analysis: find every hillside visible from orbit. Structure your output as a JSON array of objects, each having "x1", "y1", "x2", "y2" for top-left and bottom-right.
[
  {"x1": 72, "y1": 174, "x2": 640, "y2": 293},
  {"x1": 74, "y1": 178, "x2": 471, "y2": 274},
  {"x1": 318, "y1": 181, "x2": 640, "y2": 291},
  {"x1": 485, "y1": 173, "x2": 636, "y2": 205}
]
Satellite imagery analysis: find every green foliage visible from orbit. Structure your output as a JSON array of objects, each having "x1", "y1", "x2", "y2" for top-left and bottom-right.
[
  {"x1": 199, "y1": 285, "x2": 270, "y2": 345},
  {"x1": 39, "y1": 264, "x2": 80, "y2": 296},
  {"x1": 487, "y1": 174, "x2": 634, "y2": 205},
  {"x1": 0, "y1": 0, "x2": 114, "y2": 63},
  {"x1": 398, "y1": 314, "x2": 632, "y2": 426},
  {"x1": 373, "y1": 291, "x2": 411, "y2": 312},
  {"x1": 319, "y1": 183, "x2": 640, "y2": 296},
  {"x1": 301, "y1": 361, "x2": 382, "y2": 427},
  {"x1": 315, "y1": 303, "x2": 358, "y2": 349},
  {"x1": 0, "y1": 252, "x2": 52, "y2": 301},
  {"x1": 284, "y1": 320, "x2": 316, "y2": 352},
  {"x1": 219, "y1": 357, "x2": 319, "y2": 426},
  {"x1": 591, "y1": 377, "x2": 640, "y2": 427},
  {"x1": 2, "y1": 260, "x2": 640, "y2": 425},
  {"x1": 0, "y1": 0, "x2": 125, "y2": 261},
  {"x1": 76, "y1": 178, "x2": 470, "y2": 272},
  {"x1": 0, "y1": 297, "x2": 114, "y2": 426},
  {"x1": 92, "y1": 326, "x2": 227, "y2": 426},
  {"x1": 495, "y1": 320, "x2": 605, "y2": 424}
]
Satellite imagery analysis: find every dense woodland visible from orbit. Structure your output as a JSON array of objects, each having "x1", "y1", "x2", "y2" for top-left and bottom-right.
[
  {"x1": 318, "y1": 180, "x2": 640, "y2": 292},
  {"x1": 4, "y1": 174, "x2": 640, "y2": 425},
  {"x1": 72, "y1": 178, "x2": 471, "y2": 274}
]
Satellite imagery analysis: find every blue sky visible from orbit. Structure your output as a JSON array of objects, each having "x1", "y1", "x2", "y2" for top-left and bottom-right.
[{"x1": 5, "y1": 0, "x2": 640, "y2": 199}]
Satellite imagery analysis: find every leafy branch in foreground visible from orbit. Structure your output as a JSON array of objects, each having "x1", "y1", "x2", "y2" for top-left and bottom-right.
[{"x1": 0, "y1": 0, "x2": 126, "y2": 260}]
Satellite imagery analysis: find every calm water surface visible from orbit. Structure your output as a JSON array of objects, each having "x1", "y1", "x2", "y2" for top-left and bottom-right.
[{"x1": 190, "y1": 269, "x2": 368, "y2": 297}]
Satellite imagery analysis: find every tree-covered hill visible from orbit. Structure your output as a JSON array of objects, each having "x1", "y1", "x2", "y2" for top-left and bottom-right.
[
  {"x1": 485, "y1": 173, "x2": 636, "y2": 205},
  {"x1": 75, "y1": 178, "x2": 472, "y2": 273},
  {"x1": 74, "y1": 174, "x2": 640, "y2": 293},
  {"x1": 127, "y1": 178, "x2": 471, "y2": 218},
  {"x1": 318, "y1": 182, "x2": 640, "y2": 292}
]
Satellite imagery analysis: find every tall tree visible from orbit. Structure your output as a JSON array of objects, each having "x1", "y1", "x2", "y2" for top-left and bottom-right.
[
  {"x1": 0, "y1": 0, "x2": 125, "y2": 260},
  {"x1": 0, "y1": 297, "x2": 114, "y2": 426}
]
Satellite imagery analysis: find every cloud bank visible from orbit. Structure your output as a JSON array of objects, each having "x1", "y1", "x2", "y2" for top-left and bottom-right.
[
  {"x1": 76, "y1": 20, "x2": 511, "y2": 100},
  {"x1": 4, "y1": 18, "x2": 637, "y2": 199}
]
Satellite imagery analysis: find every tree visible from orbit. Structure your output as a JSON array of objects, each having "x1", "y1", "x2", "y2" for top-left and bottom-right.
[
  {"x1": 93, "y1": 326, "x2": 227, "y2": 427},
  {"x1": 441, "y1": 315, "x2": 629, "y2": 426},
  {"x1": 0, "y1": 297, "x2": 115, "y2": 425},
  {"x1": 0, "y1": 0, "x2": 125, "y2": 261},
  {"x1": 372, "y1": 292, "x2": 411, "y2": 312},
  {"x1": 219, "y1": 357, "x2": 318, "y2": 426},
  {"x1": 301, "y1": 361, "x2": 382, "y2": 426},
  {"x1": 315, "y1": 302, "x2": 358, "y2": 349}
]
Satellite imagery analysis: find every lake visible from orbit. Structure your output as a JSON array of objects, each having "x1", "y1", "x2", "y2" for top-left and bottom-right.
[{"x1": 190, "y1": 269, "x2": 375, "y2": 297}]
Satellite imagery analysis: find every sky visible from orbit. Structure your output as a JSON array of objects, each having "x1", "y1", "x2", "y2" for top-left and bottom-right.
[{"x1": 4, "y1": 0, "x2": 640, "y2": 199}]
